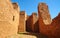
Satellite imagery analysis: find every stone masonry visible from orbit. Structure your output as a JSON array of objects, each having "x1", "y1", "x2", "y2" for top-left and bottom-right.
[
  {"x1": 38, "y1": 3, "x2": 52, "y2": 34},
  {"x1": 12, "y1": 2, "x2": 20, "y2": 34},
  {"x1": 0, "y1": 0, "x2": 60, "y2": 38},
  {"x1": 38, "y1": 3, "x2": 52, "y2": 36},
  {"x1": 18, "y1": 11, "x2": 27, "y2": 32},
  {"x1": 26, "y1": 14, "x2": 33, "y2": 32},
  {"x1": 26, "y1": 13, "x2": 38, "y2": 32},
  {"x1": 38, "y1": 3, "x2": 60, "y2": 38},
  {"x1": 0, "y1": 0, "x2": 19, "y2": 38},
  {"x1": 12, "y1": 3, "x2": 20, "y2": 12},
  {"x1": 31, "y1": 13, "x2": 38, "y2": 32},
  {"x1": 38, "y1": 3, "x2": 52, "y2": 25}
]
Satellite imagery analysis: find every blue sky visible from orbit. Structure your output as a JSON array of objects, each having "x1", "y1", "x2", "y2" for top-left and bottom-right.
[{"x1": 11, "y1": 0, "x2": 60, "y2": 19}]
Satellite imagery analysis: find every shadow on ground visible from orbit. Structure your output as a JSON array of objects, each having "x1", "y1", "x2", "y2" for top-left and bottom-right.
[{"x1": 19, "y1": 32, "x2": 48, "y2": 38}]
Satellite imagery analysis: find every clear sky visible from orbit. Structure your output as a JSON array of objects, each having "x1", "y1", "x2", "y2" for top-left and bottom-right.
[{"x1": 11, "y1": 0, "x2": 60, "y2": 19}]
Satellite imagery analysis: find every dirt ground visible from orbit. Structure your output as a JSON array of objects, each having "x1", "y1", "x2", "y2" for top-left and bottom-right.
[{"x1": 7, "y1": 32, "x2": 48, "y2": 38}]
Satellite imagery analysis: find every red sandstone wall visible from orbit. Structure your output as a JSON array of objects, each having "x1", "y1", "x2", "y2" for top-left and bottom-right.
[
  {"x1": 26, "y1": 15, "x2": 33, "y2": 32},
  {"x1": 26, "y1": 13, "x2": 38, "y2": 33},
  {"x1": 48, "y1": 13, "x2": 60, "y2": 38},
  {"x1": 38, "y1": 3, "x2": 60, "y2": 38},
  {"x1": 34, "y1": 20, "x2": 39, "y2": 33},
  {"x1": 38, "y1": 12, "x2": 60, "y2": 38}
]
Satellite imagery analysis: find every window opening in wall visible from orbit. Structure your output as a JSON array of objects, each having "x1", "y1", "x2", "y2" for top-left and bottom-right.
[{"x1": 13, "y1": 16, "x2": 15, "y2": 21}]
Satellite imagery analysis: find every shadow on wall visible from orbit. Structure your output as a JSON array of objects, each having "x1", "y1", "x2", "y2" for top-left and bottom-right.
[
  {"x1": 26, "y1": 15, "x2": 33, "y2": 32},
  {"x1": 34, "y1": 20, "x2": 39, "y2": 33},
  {"x1": 26, "y1": 16, "x2": 39, "y2": 33}
]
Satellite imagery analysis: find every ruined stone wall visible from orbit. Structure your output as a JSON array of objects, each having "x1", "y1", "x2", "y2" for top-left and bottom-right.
[
  {"x1": 18, "y1": 11, "x2": 27, "y2": 32},
  {"x1": 31, "y1": 13, "x2": 38, "y2": 32},
  {"x1": 34, "y1": 20, "x2": 39, "y2": 33},
  {"x1": 26, "y1": 13, "x2": 38, "y2": 32},
  {"x1": 26, "y1": 15, "x2": 33, "y2": 32},
  {"x1": 38, "y1": 3, "x2": 52, "y2": 36},
  {"x1": 0, "y1": 0, "x2": 19, "y2": 38},
  {"x1": 12, "y1": 3, "x2": 20, "y2": 33},
  {"x1": 38, "y1": 13, "x2": 60, "y2": 38},
  {"x1": 12, "y1": 3, "x2": 20, "y2": 12},
  {"x1": 48, "y1": 13, "x2": 60, "y2": 38},
  {"x1": 38, "y1": 3, "x2": 60, "y2": 38},
  {"x1": 38, "y1": 3, "x2": 52, "y2": 25}
]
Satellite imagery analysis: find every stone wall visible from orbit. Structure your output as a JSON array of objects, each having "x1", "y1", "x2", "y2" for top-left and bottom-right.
[
  {"x1": 34, "y1": 20, "x2": 39, "y2": 33},
  {"x1": 18, "y1": 11, "x2": 27, "y2": 32},
  {"x1": 26, "y1": 13, "x2": 38, "y2": 32},
  {"x1": 12, "y1": 3, "x2": 20, "y2": 33},
  {"x1": 48, "y1": 13, "x2": 60, "y2": 38},
  {"x1": 12, "y1": 3, "x2": 20, "y2": 12},
  {"x1": 0, "y1": 0, "x2": 19, "y2": 38},
  {"x1": 26, "y1": 15, "x2": 33, "y2": 32},
  {"x1": 38, "y1": 3, "x2": 52, "y2": 34},
  {"x1": 31, "y1": 13, "x2": 38, "y2": 32},
  {"x1": 38, "y1": 3, "x2": 52, "y2": 25},
  {"x1": 38, "y1": 3, "x2": 60, "y2": 38}
]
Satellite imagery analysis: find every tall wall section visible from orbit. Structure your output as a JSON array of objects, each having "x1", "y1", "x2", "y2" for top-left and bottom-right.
[
  {"x1": 26, "y1": 13, "x2": 38, "y2": 32},
  {"x1": 18, "y1": 11, "x2": 27, "y2": 32},
  {"x1": 0, "y1": 0, "x2": 20, "y2": 38},
  {"x1": 38, "y1": 3, "x2": 52, "y2": 35}
]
